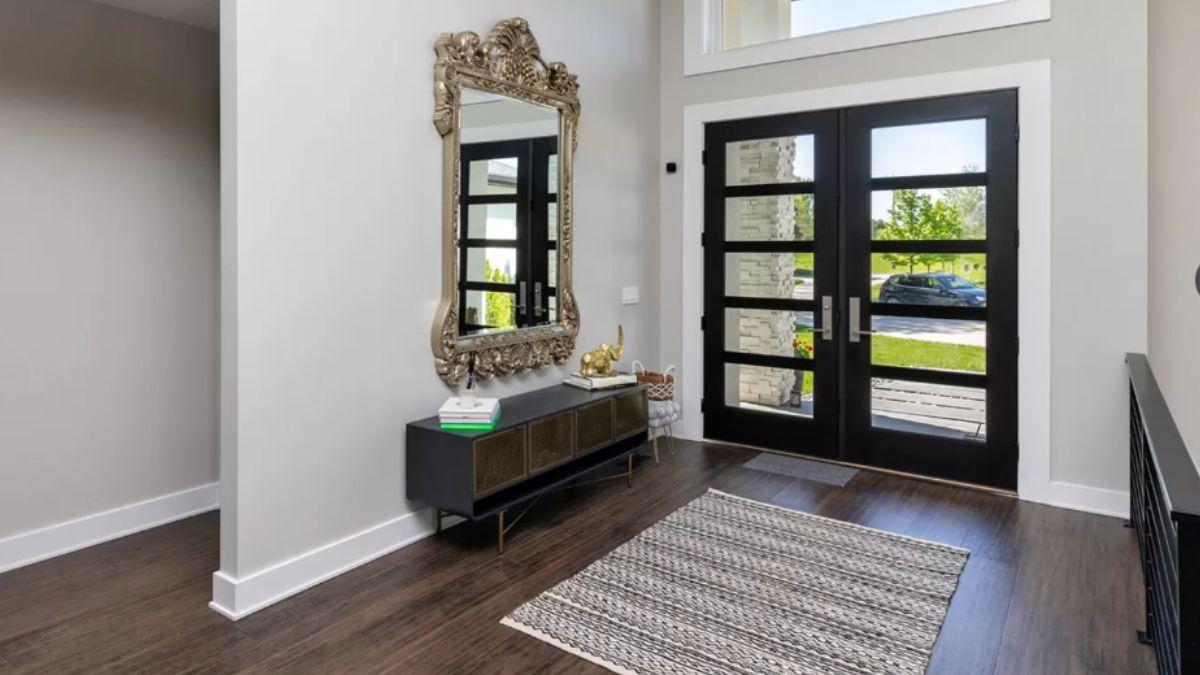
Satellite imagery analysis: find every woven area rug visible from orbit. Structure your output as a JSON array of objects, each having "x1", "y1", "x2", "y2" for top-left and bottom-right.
[{"x1": 502, "y1": 489, "x2": 969, "y2": 675}]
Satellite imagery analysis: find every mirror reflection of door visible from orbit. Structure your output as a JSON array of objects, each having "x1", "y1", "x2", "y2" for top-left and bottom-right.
[{"x1": 458, "y1": 88, "x2": 560, "y2": 336}]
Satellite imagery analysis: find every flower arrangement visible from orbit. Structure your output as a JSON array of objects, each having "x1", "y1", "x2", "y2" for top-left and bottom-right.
[{"x1": 793, "y1": 337, "x2": 814, "y2": 358}]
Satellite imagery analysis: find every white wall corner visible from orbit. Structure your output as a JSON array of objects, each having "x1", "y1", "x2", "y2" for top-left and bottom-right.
[
  {"x1": 209, "y1": 507, "x2": 457, "y2": 621},
  {"x1": 0, "y1": 483, "x2": 219, "y2": 574}
]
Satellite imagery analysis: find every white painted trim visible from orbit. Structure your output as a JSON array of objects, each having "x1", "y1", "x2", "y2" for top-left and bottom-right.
[
  {"x1": 0, "y1": 483, "x2": 219, "y2": 574},
  {"x1": 685, "y1": 0, "x2": 1051, "y2": 76},
  {"x1": 209, "y1": 507, "x2": 461, "y2": 620},
  {"x1": 1033, "y1": 482, "x2": 1130, "y2": 520},
  {"x1": 669, "y1": 61, "x2": 1125, "y2": 517}
]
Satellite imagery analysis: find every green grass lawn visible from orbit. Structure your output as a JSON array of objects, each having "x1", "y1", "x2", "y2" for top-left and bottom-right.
[{"x1": 796, "y1": 328, "x2": 985, "y2": 374}]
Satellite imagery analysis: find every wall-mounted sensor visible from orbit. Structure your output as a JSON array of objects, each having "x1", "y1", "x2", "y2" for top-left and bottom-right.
[
  {"x1": 665, "y1": 162, "x2": 677, "y2": 174},
  {"x1": 1195, "y1": 264, "x2": 1200, "y2": 297}
]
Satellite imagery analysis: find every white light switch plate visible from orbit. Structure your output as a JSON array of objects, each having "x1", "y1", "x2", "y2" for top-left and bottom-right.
[{"x1": 621, "y1": 286, "x2": 640, "y2": 305}]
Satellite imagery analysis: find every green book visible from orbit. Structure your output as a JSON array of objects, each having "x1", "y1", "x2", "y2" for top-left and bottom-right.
[{"x1": 439, "y1": 422, "x2": 497, "y2": 431}]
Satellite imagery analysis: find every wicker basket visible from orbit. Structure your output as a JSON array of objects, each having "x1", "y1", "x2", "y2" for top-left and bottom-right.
[{"x1": 632, "y1": 361, "x2": 676, "y2": 401}]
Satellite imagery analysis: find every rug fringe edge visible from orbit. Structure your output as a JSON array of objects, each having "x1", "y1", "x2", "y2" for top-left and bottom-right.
[{"x1": 500, "y1": 617, "x2": 642, "y2": 675}]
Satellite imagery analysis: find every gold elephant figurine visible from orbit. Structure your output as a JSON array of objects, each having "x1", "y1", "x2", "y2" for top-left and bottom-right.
[{"x1": 580, "y1": 326, "x2": 624, "y2": 377}]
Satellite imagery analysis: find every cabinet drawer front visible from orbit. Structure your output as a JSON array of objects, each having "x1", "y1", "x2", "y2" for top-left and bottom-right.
[
  {"x1": 473, "y1": 427, "x2": 527, "y2": 496},
  {"x1": 575, "y1": 400, "x2": 613, "y2": 455},
  {"x1": 528, "y1": 411, "x2": 574, "y2": 473},
  {"x1": 613, "y1": 389, "x2": 648, "y2": 439}
]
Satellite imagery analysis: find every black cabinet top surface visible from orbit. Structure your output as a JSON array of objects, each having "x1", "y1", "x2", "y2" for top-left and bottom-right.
[{"x1": 409, "y1": 383, "x2": 645, "y2": 437}]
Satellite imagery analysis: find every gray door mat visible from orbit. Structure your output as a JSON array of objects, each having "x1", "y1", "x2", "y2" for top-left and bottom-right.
[{"x1": 743, "y1": 453, "x2": 858, "y2": 487}]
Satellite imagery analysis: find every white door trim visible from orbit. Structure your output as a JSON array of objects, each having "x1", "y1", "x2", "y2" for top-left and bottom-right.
[
  {"x1": 684, "y1": 0, "x2": 1051, "y2": 77},
  {"x1": 673, "y1": 61, "x2": 1120, "y2": 516}
]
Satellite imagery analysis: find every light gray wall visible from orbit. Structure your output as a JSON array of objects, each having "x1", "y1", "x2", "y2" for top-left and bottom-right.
[
  {"x1": 0, "y1": 0, "x2": 219, "y2": 538},
  {"x1": 659, "y1": 0, "x2": 1148, "y2": 493},
  {"x1": 1148, "y1": 0, "x2": 1200, "y2": 466},
  {"x1": 220, "y1": 1, "x2": 659, "y2": 577}
]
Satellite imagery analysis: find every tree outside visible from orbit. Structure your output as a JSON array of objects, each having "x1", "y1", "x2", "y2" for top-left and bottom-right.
[
  {"x1": 483, "y1": 260, "x2": 515, "y2": 330},
  {"x1": 874, "y1": 188, "x2": 965, "y2": 273}
]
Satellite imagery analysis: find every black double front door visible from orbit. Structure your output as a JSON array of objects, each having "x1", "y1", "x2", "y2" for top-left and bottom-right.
[{"x1": 703, "y1": 91, "x2": 1018, "y2": 490}]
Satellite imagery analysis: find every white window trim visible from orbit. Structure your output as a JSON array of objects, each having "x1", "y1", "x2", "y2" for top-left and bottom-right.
[
  {"x1": 685, "y1": 0, "x2": 1051, "y2": 76},
  {"x1": 669, "y1": 61, "x2": 1127, "y2": 520}
]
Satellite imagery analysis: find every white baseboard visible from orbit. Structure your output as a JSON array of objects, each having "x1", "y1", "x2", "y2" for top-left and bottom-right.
[
  {"x1": 209, "y1": 507, "x2": 461, "y2": 621},
  {"x1": 0, "y1": 483, "x2": 219, "y2": 574},
  {"x1": 678, "y1": 430, "x2": 1132, "y2": 520},
  {"x1": 1024, "y1": 481, "x2": 1130, "y2": 520}
]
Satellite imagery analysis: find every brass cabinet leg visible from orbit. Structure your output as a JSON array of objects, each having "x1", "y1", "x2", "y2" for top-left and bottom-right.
[
  {"x1": 652, "y1": 436, "x2": 660, "y2": 465},
  {"x1": 627, "y1": 454, "x2": 634, "y2": 488},
  {"x1": 497, "y1": 510, "x2": 506, "y2": 555}
]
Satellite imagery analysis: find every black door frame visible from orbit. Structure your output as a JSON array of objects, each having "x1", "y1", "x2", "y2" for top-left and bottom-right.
[
  {"x1": 703, "y1": 90, "x2": 1019, "y2": 490},
  {"x1": 703, "y1": 110, "x2": 840, "y2": 458},
  {"x1": 842, "y1": 91, "x2": 1018, "y2": 489}
]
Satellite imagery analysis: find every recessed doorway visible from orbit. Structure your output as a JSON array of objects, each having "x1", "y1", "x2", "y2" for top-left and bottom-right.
[{"x1": 703, "y1": 91, "x2": 1018, "y2": 489}]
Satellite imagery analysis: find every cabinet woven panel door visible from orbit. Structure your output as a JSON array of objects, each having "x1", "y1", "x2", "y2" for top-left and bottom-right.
[
  {"x1": 528, "y1": 411, "x2": 575, "y2": 473},
  {"x1": 473, "y1": 427, "x2": 527, "y2": 496},
  {"x1": 613, "y1": 390, "x2": 648, "y2": 439},
  {"x1": 575, "y1": 401, "x2": 613, "y2": 455}
]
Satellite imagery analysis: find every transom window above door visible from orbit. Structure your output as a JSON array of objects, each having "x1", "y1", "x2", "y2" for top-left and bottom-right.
[
  {"x1": 722, "y1": 0, "x2": 1009, "y2": 50},
  {"x1": 687, "y1": 0, "x2": 1050, "y2": 76}
]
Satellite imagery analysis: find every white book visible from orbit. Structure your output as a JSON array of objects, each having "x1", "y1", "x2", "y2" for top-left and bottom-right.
[
  {"x1": 565, "y1": 372, "x2": 637, "y2": 390},
  {"x1": 438, "y1": 397, "x2": 499, "y2": 417},
  {"x1": 440, "y1": 408, "x2": 501, "y2": 424}
]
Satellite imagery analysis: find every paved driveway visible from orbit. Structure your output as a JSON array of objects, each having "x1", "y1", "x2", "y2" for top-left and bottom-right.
[{"x1": 795, "y1": 313, "x2": 986, "y2": 347}]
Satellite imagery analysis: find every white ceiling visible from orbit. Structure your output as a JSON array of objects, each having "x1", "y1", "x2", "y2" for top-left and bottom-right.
[{"x1": 88, "y1": 0, "x2": 218, "y2": 31}]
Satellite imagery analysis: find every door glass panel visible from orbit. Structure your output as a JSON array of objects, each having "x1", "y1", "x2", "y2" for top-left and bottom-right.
[
  {"x1": 872, "y1": 253, "x2": 986, "y2": 306},
  {"x1": 547, "y1": 202, "x2": 558, "y2": 241},
  {"x1": 465, "y1": 203, "x2": 518, "y2": 239},
  {"x1": 547, "y1": 251, "x2": 557, "y2": 288},
  {"x1": 467, "y1": 158, "x2": 519, "y2": 195},
  {"x1": 872, "y1": 188, "x2": 986, "y2": 240},
  {"x1": 725, "y1": 195, "x2": 815, "y2": 241},
  {"x1": 465, "y1": 247, "x2": 517, "y2": 284},
  {"x1": 726, "y1": 252, "x2": 816, "y2": 301},
  {"x1": 871, "y1": 378, "x2": 986, "y2": 441},
  {"x1": 872, "y1": 120, "x2": 986, "y2": 177},
  {"x1": 725, "y1": 135, "x2": 815, "y2": 185},
  {"x1": 464, "y1": 290, "x2": 517, "y2": 331},
  {"x1": 870, "y1": 318, "x2": 986, "y2": 373},
  {"x1": 725, "y1": 364, "x2": 814, "y2": 418},
  {"x1": 725, "y1": 309, "x2": 815, "y2": 358},
  {"x1": 548, "y1": 154, "x2": 558, "y2": 194}
]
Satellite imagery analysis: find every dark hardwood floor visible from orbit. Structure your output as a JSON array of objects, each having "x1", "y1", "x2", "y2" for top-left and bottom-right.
[{"x1": 0, "y1": 440, "x2": 1155, "y2": 674}]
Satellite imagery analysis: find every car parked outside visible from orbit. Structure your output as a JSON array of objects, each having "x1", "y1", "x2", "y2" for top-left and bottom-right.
[{"x1": 878, "y1": 273, "x2": 987, "y2": 307}]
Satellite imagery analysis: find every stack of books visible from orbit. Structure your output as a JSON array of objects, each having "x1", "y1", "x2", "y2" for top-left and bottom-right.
[
  {"x1": 564, "y1": 372, "x2": 637, "y2": 391},
  {"x1": 438, "y1": 396, "x2": 500, "y2": 431}
]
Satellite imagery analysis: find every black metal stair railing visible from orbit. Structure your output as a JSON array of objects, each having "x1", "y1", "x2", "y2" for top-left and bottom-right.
[{"x1": 1127, "y1": 353, "x2": 1200, "y2": 675}]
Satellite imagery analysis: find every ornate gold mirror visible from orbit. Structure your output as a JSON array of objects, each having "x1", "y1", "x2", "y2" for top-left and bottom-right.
[{"x1": 432, "y1": 18, "x2": 580, "y2": 385}]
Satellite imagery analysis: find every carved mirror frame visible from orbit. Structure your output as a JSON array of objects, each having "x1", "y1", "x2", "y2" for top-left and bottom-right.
[{"x1": 431, "y1": 18, "x2": 581, "y2": 386}]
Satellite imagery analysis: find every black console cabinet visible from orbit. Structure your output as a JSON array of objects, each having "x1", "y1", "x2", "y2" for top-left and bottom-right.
[{"x1": 407, "y1": 385, "x2": 648, "y2": 550}]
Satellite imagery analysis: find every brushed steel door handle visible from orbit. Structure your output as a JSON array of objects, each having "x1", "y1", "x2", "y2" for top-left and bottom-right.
[
  {"x1": 849, "y1": 297, "x2": 874, "y2": 343},
  {"x1": 816, "y1": 295, "x2": 834, "y2": 340},
  {"x1": 533, "y1": 282, "x2": 545, "y2": 317}
]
